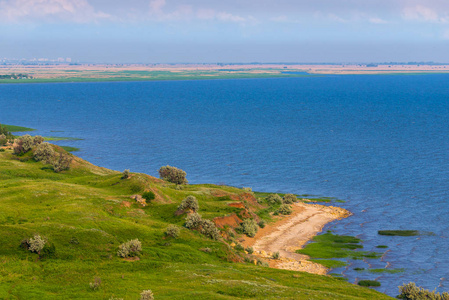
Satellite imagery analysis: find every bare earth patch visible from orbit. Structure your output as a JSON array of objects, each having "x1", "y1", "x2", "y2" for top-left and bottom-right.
[{"x1": 242, "y1": 202, "x2": 351, "y2": 275}]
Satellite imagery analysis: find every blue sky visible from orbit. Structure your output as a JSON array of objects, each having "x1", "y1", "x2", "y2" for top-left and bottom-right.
[{"x1": 1, "y1": 0, "x2": 449, "y2": 63}]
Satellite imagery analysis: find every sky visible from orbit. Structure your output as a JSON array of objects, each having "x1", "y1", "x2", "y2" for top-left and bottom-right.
[{"x1": 1, "y1": 0, "x2": 449, "y2": 63}]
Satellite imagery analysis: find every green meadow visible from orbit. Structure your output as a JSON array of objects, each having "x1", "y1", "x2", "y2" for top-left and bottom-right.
[{"x1": 0, "y1": 145, "x2": 392, "y2": 299}]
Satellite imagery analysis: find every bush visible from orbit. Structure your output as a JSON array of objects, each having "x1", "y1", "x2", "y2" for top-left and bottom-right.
[
  {"x1": 185, "y1": 212, "x2": 202, "y2": 229},
  {"x1": 122, "y1": 169, "x2": 130, "y2": 179},
  {"x1": 178, "y1": 195, "x2": 199, "y2": 212},
  {"x1": 165, "y1": 224, "x2": 180, "y2": 238},
  {"x1": 258, "y1": 220, "x2": 266, "y2": 228},
  {"x1": 27, "y1": 234, "x2": 46, "y2": 254},
  {"x1": 13, "y1": 135, "x2": 34, "y2": 155},
  {"x1": 272, "y1": 251, "x2": 280, "y2": 259},
  {"x1": 200, "y1": 219, "x2": 221, "y2": 240},
  {"x1": 51, "y1": 152, "x2": 71, "y2": 172},
  {"x1": 142, "y1": 191, "x2": 155, "y2": 202},
  {"x1": 140, "y1": 290, "x2": 154, "y2": 300},
  {"x1": 33, "y1": 142, "x2": 55, "y2": 163},
  {"x1": 245, "y1": 246, "x2": 254, "y2": 254},
  {"x1": 398, "y1": 282, "x2": 449, "y2": 299},
  {"x1": 240, "y1": 219, "x2": 258, "y2": 237},
  {"x1": 266, "y1": 194, "x2": 282, "y2": 205},
  {"x1": 158, "y1": 165, "x2": 187, "y2": 185},
  {"x1": 277, "y1": 204, "x2": 293, "y2": 215},
  {"x1": 283, "y1": 194, "x2": 297, "y2": 204},
  {"x1": 117, "y1": 239, "x2": 142, "y2": 258},
  {"x1": 234, "y1": 243, "x2": 244, "y2": 251}
]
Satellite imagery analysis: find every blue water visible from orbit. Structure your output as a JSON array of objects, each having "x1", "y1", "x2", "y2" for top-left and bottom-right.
[{"x1": 1, "y1": 75, "x2": 449, "y2": 296}]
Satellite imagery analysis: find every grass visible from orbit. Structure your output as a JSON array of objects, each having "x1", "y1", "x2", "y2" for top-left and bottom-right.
[
  {"x1": 43, "y1": 136, "x2": 83, "y2": 141},
  {"x1": 60, "y1": 146, "x2": 80, "y2": 152},
  {"x1": 296, "y1": 233, "x2": 382, "y2": 260},
  {"x1": 1, "y1": 124, "x2": 35, "y2": 132},
  {"x1": 0, "y1": 143, "x2": 392, "y2": 299}
]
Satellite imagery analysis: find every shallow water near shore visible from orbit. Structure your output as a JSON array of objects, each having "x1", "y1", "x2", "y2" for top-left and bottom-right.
[{"x1": 1, "y1": 75, "x2": 449, "y2": 296}]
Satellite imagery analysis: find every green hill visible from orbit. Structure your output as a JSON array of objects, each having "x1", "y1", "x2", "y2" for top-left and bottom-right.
[{"x1": 0, "y1": 144, "x2": 392, "y2": 299}]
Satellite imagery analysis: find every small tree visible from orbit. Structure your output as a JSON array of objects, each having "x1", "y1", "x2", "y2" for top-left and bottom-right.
[
  {"x1": 51, "y1": 152, "x2": 71, "y2": 172},
  {"x1": 185, "y1": 212, "x2": 202, "y2": 229},
  {"x1": 178, "y1": 195, "x2": 199, "y2": 212},
  {"x1": 0, "y1": 134, "x2": 7, "y2": 146},
  {"x1": 122, "y1": 169, "x2": 130, "y2": 179},
  {"x1": 33, "y1": 135, "x2": 44, "y2": 145},
  {"x1": 200, "y1": 219, "x2": 220, "y2": 240},
  {"x1": 33, "y1": 142, "x2": 55, "y2": 163},
  {"x1": 158, "y1": 165, "x2": 187, "y2": 185}
]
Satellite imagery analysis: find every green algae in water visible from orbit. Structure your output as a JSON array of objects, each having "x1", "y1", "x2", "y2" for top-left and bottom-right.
[
  {"x1": 296, "y1": 233, "x2": 381, "y2": 260},
  {"x1": 378, "y1": 230, "x2": 419, "y2": 236}
]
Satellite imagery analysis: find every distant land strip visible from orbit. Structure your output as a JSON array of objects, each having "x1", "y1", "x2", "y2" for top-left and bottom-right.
[{"x1": 1, "y1": 63, "x2": 449, "y2": 83}]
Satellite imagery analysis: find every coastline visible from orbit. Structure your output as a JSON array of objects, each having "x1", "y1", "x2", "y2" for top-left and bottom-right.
[
  {"x1": 2, "y1": 63, "x2": 449, "y2": 85},
  {"x1": 242, "y1": 201, "x2": 351, "y2": 275}
]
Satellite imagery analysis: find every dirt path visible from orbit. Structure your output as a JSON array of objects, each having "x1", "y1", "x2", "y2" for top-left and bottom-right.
[{"x1": 242, "y1": 202, "x2": 351, "y2": 275}]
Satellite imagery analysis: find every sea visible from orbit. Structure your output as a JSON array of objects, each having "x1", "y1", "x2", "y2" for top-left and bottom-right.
[{"x1": 1, "y1": 75, "x2": 448, "y2": 296}]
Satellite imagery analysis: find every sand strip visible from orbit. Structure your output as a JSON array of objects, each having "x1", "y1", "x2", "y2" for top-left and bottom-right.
[{"x1": 242, "y1": 202, "x2": 351, "y2": 275}]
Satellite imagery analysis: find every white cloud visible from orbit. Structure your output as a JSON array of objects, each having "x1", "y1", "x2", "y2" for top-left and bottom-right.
[
  {"x1": 402, "y1": 5, "x2": 448, "y2": 23},
  {"x1": 147, "y1": 0, "x2": 251, "y2": 24},
  {"x1": 0, "y1": 0, "x2": 109, "y2": 23},
  {"x1": 369, "y1": 17, "x2": 388, "y2": 24}
]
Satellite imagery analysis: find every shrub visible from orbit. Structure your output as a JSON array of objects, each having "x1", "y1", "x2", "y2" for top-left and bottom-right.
[
  {"x1": 33, "y1": 142, "x2": 55, "y2": 163},
  {"x1": 257, "y1": 259, "x2": 269, "y2": 267},
  {"x1": 27, "y1": 234, "x2": 46, "y2": 254},
  {"x1": 240, "y1": 219, "x2": 258, "y2": 237},
  {"x1": 200, "y1": 219, "x2": 221, "y2": 240},
  {"x1": 266, "y1": 194, "x2": 282, "y2": 205},
  {"x1": 140, "y1": 290, "x2": 154, "y2": 300},
  {"x1": 158, "y1": 165, "x2": 187, "y2": 185},
  {"x1": 89, "y1": 277, "x2": 101, "y2": 290},
  {"x1": 277, "y1": 204, "x2": 293, "y2": 215},
  {"x1": 234, "y1": 243, "x2": 244, "y2": 251},
  {"x1": 165, "y1": 224, "x2": 180, "y2": 238},
  {"x1": 283, "y1": 194, "x2": 297, "y2": 204},
  {"x1": 178, "y1": 195, "x2": 199, "y2": 212},
  {"x1": 272, "y1": 251, "x2": 280, "y2": 259},
  {"x1": 242, "y1": 187, "x2": 252, "y2": 192},
  {"x1": 122, "y1": 169, "x2": 130, "y2": 179},
  {"x1": 51, "y1": 152, "x2": 71, "y2": 172},
  {"x1": 142, "y1": 191, "x2": 155, "y2": 202},
  {"x1": 398, "y1": 282, "x2": 449, "y2": 300},
  {"x1": 185, "y1": 212, "x2": 202, "y2": 229},
  {"x1": 245, "y1": 246, "x2": 254, "y2": 254},
  {"x1": 117, "y1": 239, "x2": 142, "y2": 258},
  {"x1": 33, "y1": 135, "x2": 44, "y2": 145},
  {"x1": 258, "y1": 220, "x2": 266, "y2": 228}
]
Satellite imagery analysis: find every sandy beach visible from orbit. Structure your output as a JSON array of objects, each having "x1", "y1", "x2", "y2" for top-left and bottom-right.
[{"x1": 242, "y1": 202, "x2": 351, "y2": 275}]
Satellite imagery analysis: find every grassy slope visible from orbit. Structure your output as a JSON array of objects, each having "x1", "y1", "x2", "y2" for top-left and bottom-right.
[{"x1": 0, "y1": 148, "x2": 392, "y2": 299}]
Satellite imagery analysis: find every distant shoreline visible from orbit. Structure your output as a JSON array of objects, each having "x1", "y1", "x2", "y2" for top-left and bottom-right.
[{"x1": 1, "y1": 63, "x2": 449, "y2": 84}]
